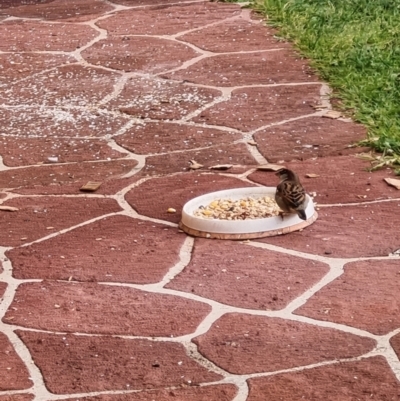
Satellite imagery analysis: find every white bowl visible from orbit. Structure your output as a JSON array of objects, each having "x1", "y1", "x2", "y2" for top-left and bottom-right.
[{"x1": 179, "y1": 187, "x2": 317, "y2": 239}]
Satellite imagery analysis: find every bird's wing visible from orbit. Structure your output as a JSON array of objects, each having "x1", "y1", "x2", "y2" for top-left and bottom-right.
[{"x1": 280, "y1": 181, "x2": 306, "y2": 209}]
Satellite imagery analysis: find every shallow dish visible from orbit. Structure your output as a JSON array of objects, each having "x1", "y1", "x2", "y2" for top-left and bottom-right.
[{"x1": 179, "y1": 187, "x2": 317, "y2": 240}]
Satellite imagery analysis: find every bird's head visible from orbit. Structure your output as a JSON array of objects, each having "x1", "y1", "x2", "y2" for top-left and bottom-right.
[{"x1": 275, "y1": 168, "x2": 299, "y2": 182}]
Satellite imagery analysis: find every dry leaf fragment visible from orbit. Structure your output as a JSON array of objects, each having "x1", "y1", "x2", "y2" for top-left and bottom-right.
[
  {"x1": 80, "y1": 181, "x2": 102, "y2": 192},
  {"x1": 257, "y1": 163, "x2": 285, "y2": 172},
  {"x1": 312, "y1": 104, "x2": 328, "y2": 110},
  {"x1": 188, "y1": 160, "x2": 203, "y2": 170},
  {"x1": 209, "y1": 164, "x2": 232, "y2": 170},
  {"x1": 384, "y1": 178, "x2": 400, "y2": 190},
  {"x1": 0, "y1": 206, "x2": 18, "y2": 212},
  {"x1": 322, "y1": 110, "x2": 342, "y2": 119},
  {"x1": 247, "y1": 140, "x2": 257, "y2": 146},
  {"x1": 305, "y1": 173, "x2": 320, "y2": 178}
]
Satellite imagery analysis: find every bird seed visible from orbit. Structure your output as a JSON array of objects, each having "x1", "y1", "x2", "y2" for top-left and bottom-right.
[{"x1": 194, "y1": 196, "x2": 280, "y2": 220}]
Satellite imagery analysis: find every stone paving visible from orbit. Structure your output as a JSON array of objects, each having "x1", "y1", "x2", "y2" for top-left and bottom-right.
[{"x1": 0, "y1": 0, "x2": 400, "y2": 400}]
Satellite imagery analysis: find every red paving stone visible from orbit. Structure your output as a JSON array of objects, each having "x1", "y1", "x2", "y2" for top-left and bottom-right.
[
  {"x1": 1, "y1": 65, "x2": 121, "y2": 106},
  {"x1": 0, "y1": 137, "x2": 127, "y2": 167},
  {"x1": 142, "y1": 143, "x2": 257, "y2": 176},
  {"x1": 0, "y1": 396, "x2": 34, "y2": 401},
  {"x1": 167, "y1": 50, "x2": 317, "y2": 87},
  {"x1": 17, "y1": 330, "x2": 223, "y2": 394},
  {"x1": 4, "y1": 281, "x2": 211, "y2": 336},
  {"x1": 125, "y1": 172, "x2": 256, "y2": 223},
  {"x1": 253, "y1": 116, "x2": 368, "y2": 162},
  {"x1": 82, "y1": 37, "x2": 199, "y2": 74},
  {"x1": 0, "y1": 0, "x2": 113, "y2": 21},
  {"x1": 109, "y1": 0, "x2": 195, "y2": 5},
  {"x1": 193, "y1": 85, "x2": 320, "y2": 131},
  {"x1": 0, "y1": 20, "x2": 97, "y2": 52},
  {"x1": 0, "y1": 282, "x2": 7, "y2": 298},
  {"x1": 0, "y1": 0, "x2": 54, "y2": 9},
  {"x1": 2, "y1": 159, "x2": 137, "y2": 193},
  {"x1": 193, "y1": 313, "x2": 375, "y2": 374},
  {"x1": 0, "y1": 196, "x2": 121, "y2": 247},
  {"x1": 247, "y1": 357, "x2": 400, "y2": 401},
  {"x1": 257, "y1": 201, "x2": 400, "y2": 258},
  {"x1": 0, "y1": 53, "x2": 75, "y2": 86},
  {"x1": 167, "y1": 239, "x2": 329, "y2": 310},
  {"x1": 248, "y1": 155, "x2": 400, "y2": 204},
  {"x1": 8, "y1": 215, "x2": 185, "y2": 283},
  {"x1": 1, "y1": 1, "x2": 399, "y2": 399},
  {"x1": 390, "y1": 333, "x2": 400, "y2": 361},
  {"x1": 179, "y1": 19, "x2": 290, "y2": 52},
  {"x1": 108, "y1": 76, "x2": 221, "y2": 120},
  {"x1": 0, "y1": 107, "x2": 129, "y2": 139},
  {"x1": 116, "y1": 121, "x2": 241, "y2": 154},
  {"x1": 97, "y1": 3, "x2": 240, "y2": 36},
  {"x1": 295, "y1": 259, "x2": 400, "y2": 335},
  {"x1": 0, "y1": 332, "x2": 32, "y2": 390},
  {"x1": 57, "y1": 385, "x2": 237, "y2": 401}
]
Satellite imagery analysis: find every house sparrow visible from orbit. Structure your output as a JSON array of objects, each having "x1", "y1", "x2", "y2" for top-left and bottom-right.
[{"x1": 275, "y1": 168, "x2": 308, "y2": 220}]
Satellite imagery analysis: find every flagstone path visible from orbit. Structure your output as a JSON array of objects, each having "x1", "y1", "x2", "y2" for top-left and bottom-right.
[{"x1": 0, "y1": 1, "x2": 400, "y2": 400}]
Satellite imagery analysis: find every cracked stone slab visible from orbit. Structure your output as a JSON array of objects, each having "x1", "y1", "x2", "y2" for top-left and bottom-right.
[
  {"x1": 257, "y1": 202, "x2": 400, "y2": 258},
  {"x1": 0, "y1": 107, "x2": 129, "y2": 139},
  {"x1": 253, "y1": 116, "x2": 368, "y2": 162},
  {"x1": 294, "y1": 259, "x2": 400, "y2": 335},
  {"x1": 0, "y1": 0, "x2": 113, "y2": 21},
  {"x1": 193, "y1": 313, "x2": 376, "y2": 374},
  {"x1": 116, "y1": 121, "x2": 241, "y2": 154},
  {"x1": 57, "y1": 385, "x2": 238, "y2": 401},
  {"x1": 17, "y1": 330, "x2": 223, "y2": 394},
  {"x1": 108, "y1": 76, "x2": 221, "y2": 120},
  {"x1": 167, "y1": 238, "x2": 329, "y2": 310},
  {"x1": 9, "y1": 215, "x2": 186, "y2": 284},
  {"x1": 4, "y1": 281, "x2": 211, "y2": 336},
  {"x1": 0, "y1": 65, "x2": 121, "y2": 107},
  {"x1": 167, "y1": 50, "x2": 316, "y2": 87},
  {"x1": 97, "y1": 3, "x2": 240, "y2": 36},
  {"x1": 179, "y1": 19, "x2": 291, "y2": 52},
  {"x1": 0, "y1": 196, "x2": 121, "y2": 247},
  {"x1": 247, "y1": 356, "x2": 400, "y2": 400},
  {"x1": 0, "y1": 332, "x2": 32, "y2": 391},
  {"x1": 248, "y1": 155, "x2": 400, "y2": 204},
  {"x1": 82, "y1": 37, "x2": 199, "y2": 74},
  {"x1": 0, "y1": 20, "x2": 97, "y2": 52},
  {"x1": 0, "y1": 137, "x2": 128, "y2": 167},
  {"x1": 125, "y1": 172, "x2": 256, "y2": 223},
  {"x1": 193, "y1": 85, "x2": 320, "y2": 131},
  {"x1": 2, "y1": 159, "x2": 138, "y2": 194},
  {"x1": 0, "y1": 53, "x2": 75, "y2": 86},
  {"x1": 142, "y1": 143, "x2": 257, "y2": 176}
]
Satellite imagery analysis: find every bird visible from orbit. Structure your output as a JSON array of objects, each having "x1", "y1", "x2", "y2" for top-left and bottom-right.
[{"x1": 275, "y1": 168, "x2": 308, "y2": 220}]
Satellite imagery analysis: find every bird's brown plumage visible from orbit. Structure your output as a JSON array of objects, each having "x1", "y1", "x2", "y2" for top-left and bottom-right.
[{"x1": 275, "y1": 168, "x2": 308, "y2": 220}]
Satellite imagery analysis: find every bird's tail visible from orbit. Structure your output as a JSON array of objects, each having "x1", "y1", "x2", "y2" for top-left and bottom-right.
[{"x1": 297, "y1": 210, "x2": 307, "y2": 220}]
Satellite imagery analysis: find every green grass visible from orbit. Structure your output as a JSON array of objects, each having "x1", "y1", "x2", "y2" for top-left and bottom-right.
[{"x1": 247, "y1": 0, "x2": 400, "y2": 171}]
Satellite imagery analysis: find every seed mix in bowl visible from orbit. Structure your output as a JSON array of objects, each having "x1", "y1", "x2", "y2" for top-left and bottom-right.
[{"x1": 194, "y1": 196, "x2": 281, "y2": 220}]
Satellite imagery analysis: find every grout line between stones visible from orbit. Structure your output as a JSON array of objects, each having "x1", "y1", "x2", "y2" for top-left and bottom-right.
[{"x1": 2, "y1": 1, "x2": 400, "y2": 398}]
